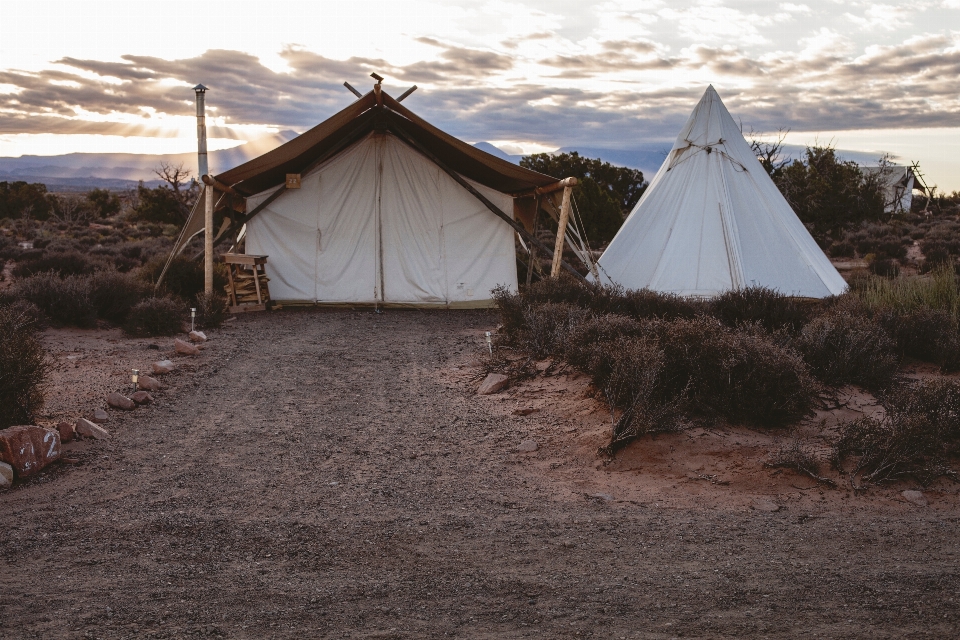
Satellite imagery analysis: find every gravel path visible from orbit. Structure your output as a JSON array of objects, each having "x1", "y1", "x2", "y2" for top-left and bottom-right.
[{"x1": 2, "y1": 309, "x2": 958, "y2": 638}]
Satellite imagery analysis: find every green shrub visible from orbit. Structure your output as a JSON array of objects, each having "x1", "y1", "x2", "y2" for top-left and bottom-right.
[
  {"x1": 869, "y1": 258, "x2": 900, "y2": 278},
  {"x1": 828, "y1": 242, "x2": 855, "y2": 258},
  {"x1": 123, "y1": 296, "x2": 185, "y2": 337},
  {"x1": 797, "y1": 309, "x2": 898, "y2": 389},
  {"x1": 710, "y1": 287, "x2": 805, "y2": 332},
  {"x1": 13, "y1": 271, "x2": 96, "y2": 328},
  {"x1": 851, "y1": 266, "x2": 960, "y2": 321},
  {"x1": 833, "y1": 379, "x2": 960, "y2": 485},
  {"x1": 0, "y1": 303, "x2": 48, "y2": 428},
  {"x1": 878, "y1": 307, "x2": 960, "y2": 368}
]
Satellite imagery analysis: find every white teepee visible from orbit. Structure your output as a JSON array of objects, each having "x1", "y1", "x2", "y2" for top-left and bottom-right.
[{"x1": 594, "y1": 86, "x2": 847, "y2": 298}]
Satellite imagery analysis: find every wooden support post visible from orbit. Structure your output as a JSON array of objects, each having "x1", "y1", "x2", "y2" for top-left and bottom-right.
[
  {"x1": 204, "y1": 182, "x2": 214, "y2": 295},
  {"x1": 551, "y1": 185, "x2": 574, "y2": 278},
  {"x1": 526, "y1": 196, "x2": 540, "y2": 287}
]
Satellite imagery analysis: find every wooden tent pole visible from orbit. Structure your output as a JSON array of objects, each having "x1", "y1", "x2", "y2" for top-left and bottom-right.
[
  {"x1": 204, "y1": 182, "x2": 214, "y2": 295},
  {"x1": 526, "y1": 195, "x2": 541, "y2": 287},
  {"x1": 551, "y1": 184, "x2": 574, "y2": 278}
]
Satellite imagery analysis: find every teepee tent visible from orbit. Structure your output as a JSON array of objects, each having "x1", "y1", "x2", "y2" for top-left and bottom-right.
[
  {"x1": 594, "y1": 86, "x2": 847, "y2": 299},
  {"x1": 165, "y1": 82, "x2": 581, "y2": 307}
]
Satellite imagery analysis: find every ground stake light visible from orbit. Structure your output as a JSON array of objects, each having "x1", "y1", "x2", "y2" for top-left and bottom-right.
[
  {"x1": 190, "y1": 307, "x2": 196, "y2": 332},
  {"x1": 485, "y1": 331, "x2": 493, "y2": 355},
  {"x1": 131, "y1": 369, "x2": 139, "y2": 394}
]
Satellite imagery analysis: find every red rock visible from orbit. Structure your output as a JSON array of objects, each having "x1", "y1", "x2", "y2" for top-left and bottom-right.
[
  {"x1": 174, "y1": 339, "x2": 200, "y2": 356},
  {"x1": 137, "y1": 375, "x2": 161, "y2": 391},
  {"x1": 91, "y1": 409, "x2": 109, "y2": 423},
  {"x1": 0, "y1": 426, "x2": 61, "y2": 478},
  {"x1": 56, "y1": 421, "x2": 75, "y2": 443},
  {"x1": 131, "y1": 391, "x2": 153, "y2": 405},
  {"x1": 188, "y1": 330, "x2": 208, "y2": 343},
  {"x1": 478, "y1": 373, "x2": 509, "y2": 395},
  {"x1": 75, "y1": 419, "x2": 109, "y2": 440},
  {"x1": 0, "y1": 462, "x2": 12, "y2": 488},
  {"x1": 107, "y1": 392, "x2": 135, "y2": 410},
  {"x1": 152, "y1": 360, "x2": 175, "y2": 374},
  {"x1": 517, "y1": 439, "x2": 539, "y2": 452}
]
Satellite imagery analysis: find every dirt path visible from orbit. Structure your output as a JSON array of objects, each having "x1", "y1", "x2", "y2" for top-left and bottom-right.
[{"x1": 2, "y1": 309, "x2": 959, "y2": 639}]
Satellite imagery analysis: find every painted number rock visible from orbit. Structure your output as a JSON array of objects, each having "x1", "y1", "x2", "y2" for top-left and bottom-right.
[{"x1": 0, "y1": 426, "x2": 62, "y2": 478}]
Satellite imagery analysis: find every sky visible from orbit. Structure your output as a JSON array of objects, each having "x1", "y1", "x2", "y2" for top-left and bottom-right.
[{"x1": 1, "y1": 0, "x2": 958, "y2": 190}]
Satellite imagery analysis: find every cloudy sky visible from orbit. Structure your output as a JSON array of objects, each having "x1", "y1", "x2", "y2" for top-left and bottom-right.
[{"x1": 1, "y1": 0, "x2": 959, "y2": 189}]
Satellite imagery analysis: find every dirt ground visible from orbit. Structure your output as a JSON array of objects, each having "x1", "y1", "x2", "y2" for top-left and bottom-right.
[{"x1": 2, "y1": 308, "x2": 959, "y2": 639}]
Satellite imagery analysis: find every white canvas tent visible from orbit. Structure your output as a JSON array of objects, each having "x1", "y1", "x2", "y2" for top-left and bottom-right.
[
  {"x1": 165, "y1": 85, "x2": 572, "y2": 307},
  {"x1": 594, "y1": 86, "x2": 847, "y2": 299}
]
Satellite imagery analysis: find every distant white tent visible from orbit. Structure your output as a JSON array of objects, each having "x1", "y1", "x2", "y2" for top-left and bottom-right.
[{"x1": 594, "y1": 86, "x2": 847, "y2": 299}]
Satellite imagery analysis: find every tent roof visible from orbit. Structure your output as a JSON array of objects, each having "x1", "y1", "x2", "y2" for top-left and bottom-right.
[
  {"x1": 215, "y1": 89, "x2": 558, "y2": 196},
  {"x1": 594, "y1": 85, "x2": 848, "y2": 299}
]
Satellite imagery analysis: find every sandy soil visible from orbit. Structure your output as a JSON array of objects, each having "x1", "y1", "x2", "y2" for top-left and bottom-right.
[{"x1": 2, "y1": 308, "x2": 959, "y2": 639}]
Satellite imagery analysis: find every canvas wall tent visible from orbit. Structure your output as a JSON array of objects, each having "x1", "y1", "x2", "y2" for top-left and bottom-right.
[
  {"x1": 861, "y1": 164, "x2": 920, "y2": 214},
  {"x1": 593, "y1": 86, "x2": 848, "y2": 299},
  {"x1": 167, "y1": 85, "x2": 577, "y2": 307}
]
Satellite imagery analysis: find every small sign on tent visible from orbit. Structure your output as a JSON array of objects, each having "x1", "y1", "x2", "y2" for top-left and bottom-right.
[{"x1": 285, "y1": 174, "x2": 301, "y2": 189}]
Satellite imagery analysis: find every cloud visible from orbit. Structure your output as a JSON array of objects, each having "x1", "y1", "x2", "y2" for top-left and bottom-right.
[{"x1": 0, "y1": 27, "x2": 959, "y2": 153}]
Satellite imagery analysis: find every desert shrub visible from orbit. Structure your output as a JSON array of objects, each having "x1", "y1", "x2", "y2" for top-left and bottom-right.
[
  {"x1": 11, "y1": 250, "x2": 109, "y2": 279},
  {"x1": 797, "y1": 309, "x2": 898, "y2": 389},
  {"x1": 0, "y1": 302, "x2": 48, "y2": 429},
  {"x1": 194, "y1": 291, "x2": 228, "y2": 330},
  {"x1": 564, "y1": 314, "x2": 646, "y2": 373},
  {"x1": 829, "y1": 241, "x2": 855, "y2": 258},
  {"x1": 603, "y1": 286, "x2": 703, "y2": 321},
  {"x1": 13, "y1": 271, "x2": 96, "y2": 328},
  {"x1": 850, "y1": 265, "x2": 960, "y2": 322},
  {"x1": 767, "y1": 436, "x2": 833, "y2": 484},
  {"x1": 492, "y1": 285, "x2": 526, "y2": 341},
  {"x1": 89, "y1": 270, "x2": 151, "y2": 324},
  {"x1": 520, "y1": 275, "x2": 596, "y2": 308},
  {"x1": 140, "y1": 254, "x2": 227, "y2": 301},
  {"x1": 833, "y1": 379, "x2": 960, "y2": 485},
  {"x1": 654, "y1": 318, "x2": 817, "y2": 427},
  {"x1": 123, "y1": 296, "x2": 184, "y2": 337},
  {"x1": 869, "y1": 258, "x2": 900, "y2": 278},
  {"x1": 516, "y1": 302, "x2": 592, "y2": 359},
  {"x1": 709, "y1": 287, "x2": 806, "y2": 332},
  {"x1": 877, "y1": 307, "x2": 960, "y2": 368},
  {"x1": 599, "y1": 337, "x2": 684, "y2": 454}
]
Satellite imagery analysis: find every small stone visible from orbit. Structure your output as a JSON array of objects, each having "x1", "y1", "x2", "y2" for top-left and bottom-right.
[
  {"x1": 175, "y1": 338, "x2": 200, "y2": 356},
  {"x1": 75, "y1": 418, "x2": 109, "y2": 440},
  {"x1": 152, "y1": 360, "x2": 175, "y2": 374},
  {"x1": 91, "y1": 408, "x2": 109, "y2": 424},
  {"x1": 752, "y1": 500, "x2": 781, "y2": 513},
  {"x1": 137, "y1": 375, "x2": 161, "y2": 391},
  {"x1": 0, "y1": 461, "x2": 12, "y2": 488},
  {"x1": 188, "y1": 330, "x2": 207, "y2": 343},
  {"x1": 56, "y1": 421, "x2": 75, "y2": 443},
  {"x1": 0, "y1": 426, "x2": 61, "y2": 478},
  {"x1": 478, "y1": 373, "x2": 509, "y2": 395},
  {"x1": 902, "y1": 490, "x2": 927, "y2": 507},
  {"x1": 131, "y1": 391, "x2": 153, "y2": 405},
  {"x1": 106, "y1": 392, "x2": 135, "y2": 411},
  {"x1": 517, "y1": 439, "x2": 539, "y2": 452},
  {"x1": 535, "y1": 359, "x2": 553, "y2": 372}
]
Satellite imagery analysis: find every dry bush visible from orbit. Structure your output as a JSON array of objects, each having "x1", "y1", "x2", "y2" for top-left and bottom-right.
[
  {"x1": 123, "y1": 296, "x2": 184, "y2": 337},
  {"x1": 140, "y1": 255, "x2": 227, "y2": 302},
  {"x1": 89, "y1": 270, "x2": 151, "y2": 325},
  {"x1": 194, "y1": 291, "x2": 228, "y2": 330},
  {"x1": 797, "y1": 309, "x2": 898, "y2": 390},
  {"x1": 0, "y1": 302, "x2": 48, "y2": 429},
  {"x1": 516, "y1": 302, "x2": 592, "y2": 359},
  {"x1": 13, "y1": 271, "x2": 97, "y2": 328},
  {"x1": 833, "y1": 379, "x2": 960, "y2": 486},
  {"x1": 11, "y1": 250, "x2": 109, "y2": 278},
  {"x1": 655, "y1": 318, "x2": 817, "y2": 427},
  {"x1": 767, "y1": 435, "x2": 835, "y2": 486},
  {"x1": 877, "y1": 307, "x2": 960, "y2": 369},
  {"x1": 709, "y1": 286, "x2": 806, "y2": 332}
]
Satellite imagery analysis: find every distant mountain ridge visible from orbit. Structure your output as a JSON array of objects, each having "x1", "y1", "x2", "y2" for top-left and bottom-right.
[{"x1": 0, "y1": 132, "x2": 891, "y2": 193}]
